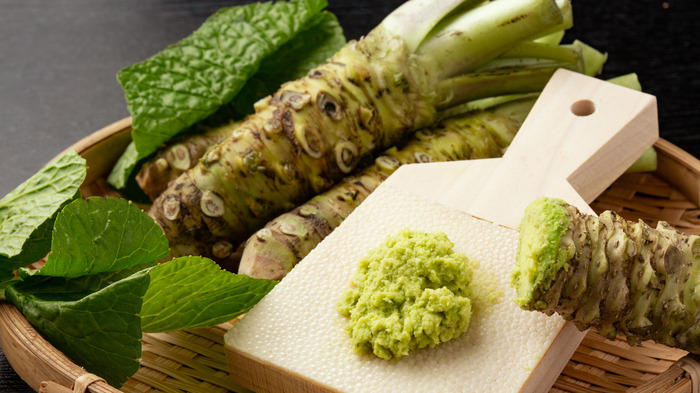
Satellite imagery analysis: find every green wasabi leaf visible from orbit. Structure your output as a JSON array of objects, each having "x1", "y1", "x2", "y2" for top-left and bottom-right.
[
  {"x1": 0, "y1": 151, "x2": 86, "y2": 272},
  {"x1": 0, "y1": 276, "x2": 18, "y2": 300},
  {"x1": 119, "y1": 0, "x2": 327, "y2": 161},
  {"x1": 106, "y1": 143, "x2": 152, "y2": 204},
  {"x1": 5, "y1": 268, "x2": 150, "y2": 388},
  {"x1": 108, "y1": 4, "x2": 344, "y2": 189},
  {"x1": 229, "y1": 11, "x2": 346, "y2": 116},
  {"x1": 14, "y1": 263, "x2": 150, "y2": 297},
  {"x1": 141, "y1": 256, "x2": 276, "y2": 332},
  {"x1": 106, "y1": 141, "x2": 138, "y2": 190},
  {"x1": 35, "y1": 197, "x2": 168, "y2": 278}
]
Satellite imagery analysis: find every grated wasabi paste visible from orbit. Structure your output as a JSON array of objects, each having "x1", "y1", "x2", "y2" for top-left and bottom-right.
[{"x1": 337, "y1": 229, "x2": 476, "y2": 360}]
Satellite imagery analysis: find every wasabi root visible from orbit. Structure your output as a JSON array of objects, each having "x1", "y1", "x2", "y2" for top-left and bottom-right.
[
  {"x1": 149, "y1": 0, "x2": 569, "y2": 261},
  {"x1": 136, "y1": 120, "x2": 239, "y2": 200},
  {"x1": 239, "y1": 108, "x2": 524, "y2": 279},
  {"x1": 513, "y1": 197, "x2": 700, "y2": 352}
]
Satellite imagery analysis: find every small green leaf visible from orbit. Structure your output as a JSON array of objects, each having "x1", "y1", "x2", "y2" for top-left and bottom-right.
[
  {"x1": 141, "y1": 256, "x2": 276, "y2": 332},
  {"x1": 106, "y1": 142, "x2": 139, "y2": 190},
  {"x1": 36, "y1": 197, "x2": 168, "y2": 278},
  {"x1": 0, "y1": 150, "x2": 86, "y2": 270},
  {"x1": 6, "y1": 268, "x2": 150, "y2": 388},
  {"x1": 0, "y1": 274, "x2": 18, "y2": 300},
  {"x1": 120, "y1": 0, "x2": 327, "y2": 159}
]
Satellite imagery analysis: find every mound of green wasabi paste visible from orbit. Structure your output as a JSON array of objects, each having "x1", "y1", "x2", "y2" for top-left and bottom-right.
[{"x1": 337, "y1": 229, "x2": 475, "y2": 360}]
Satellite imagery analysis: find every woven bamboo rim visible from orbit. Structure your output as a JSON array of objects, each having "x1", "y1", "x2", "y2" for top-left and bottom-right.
[{"x1": 1, "y1": 118, "x2": 699, "y2": 392}]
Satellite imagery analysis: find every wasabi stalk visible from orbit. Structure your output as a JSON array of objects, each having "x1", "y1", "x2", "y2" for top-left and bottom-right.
[
  {"x1": 135, "y1": 120, "x2": 240, "y2": 200},
  {"x1": 239, "y1": 107, "x2": 524, "y2": 279},
  {"x1": 414, "y1": 0, "x2": 568, "y2": 78},
  {"x1": 534, "y1": 30, "x2": 565, "y2": 45},
  {"x1": 149, "y1": 0, "x2": 567, "y2": 260},
  {"x1": 513, "y1": 197, "x2": 700, "y2": 352},
  {"x1": 435, "y1": 42, "x2": 584, "y2": 109}
]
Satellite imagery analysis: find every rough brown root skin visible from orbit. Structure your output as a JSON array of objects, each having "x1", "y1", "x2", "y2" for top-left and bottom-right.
[
  {"x1": 514, "y1": 197, "x2": 700, "y2": 353},
  {"x1": 149, "y1": 28, "x2": 438, "y2": 259},
  {"x1": 239, "y1": 111, "x2": 520, "y2": 280},
  {"x1": 136, "y1": 120, "x2": 238, "y2": 200}
]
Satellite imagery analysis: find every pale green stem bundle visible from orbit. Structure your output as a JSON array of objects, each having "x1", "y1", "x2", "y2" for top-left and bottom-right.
[{"x1": 513, "y1": 197, "x2": 700, "y2": 353}]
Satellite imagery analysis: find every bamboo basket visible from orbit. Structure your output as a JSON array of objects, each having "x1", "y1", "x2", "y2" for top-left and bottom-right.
[{"x1": 1, "y1": 118, "x2": 700, "y2": 393}]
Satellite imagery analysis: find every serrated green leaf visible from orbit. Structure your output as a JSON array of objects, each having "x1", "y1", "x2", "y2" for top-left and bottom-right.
[
  {"x1": 141, "y1": 256, "x2": 276, "y2": 332},
  {"x1": 120, "y1": 0, "x2": 327, "y2": 159},
  {"x1": 0, "y1": 151, "x2": 86, "y2": 270},
  {"x1": 36, "y1": 197, "x2": 168, "y2": 278},
  {"x1": 6, "y1": 268, "x2": 150, "y2": 388},
  {"x1": 14, "y1": 263, "x2": 151, "y2": 298},
  {"x1": 229, "y1": 11, "x2": 346, "y2": 116}
]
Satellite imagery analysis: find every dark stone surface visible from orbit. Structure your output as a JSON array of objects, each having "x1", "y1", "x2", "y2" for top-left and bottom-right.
[{"x1": 0, "y1": 0, "x2": 698, "y2": 391}]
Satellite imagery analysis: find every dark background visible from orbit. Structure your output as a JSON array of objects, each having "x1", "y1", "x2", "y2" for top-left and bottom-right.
[{"x1": 0, "y1": 0, "x2": 697, "y2": 391}]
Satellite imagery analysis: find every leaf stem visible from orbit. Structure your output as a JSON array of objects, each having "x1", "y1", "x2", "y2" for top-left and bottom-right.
[
  {"x1": 415, "y1": 0, "x2": 565, "y2": 78},
  {"x1": 378, "y1": 0, "x2": 483, "y2": 52},
  {"x1": 436, "y1": 63, "x2": 578, "y2": 110}
]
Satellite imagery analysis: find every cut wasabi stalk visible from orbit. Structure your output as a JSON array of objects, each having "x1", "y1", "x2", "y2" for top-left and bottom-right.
[
  {"x1": 606, "y1": 73, "x2": 642, "y2": 91},
  {"x1": 572, "y1": 39, "x2": 608, "y2": 76},
  {"x1": 435, "y1": 38, "x2": 602, "y2": 119},
  {"x1": 625, "y1": 146, "x2": 658, "y2": 173},
  {"x1": 513, "y1": 197, "x2": 700, "y2": 352},
  {"x1": 149, "y1": 0, "x2": 569, "y2": 260},
  {"x1": 435, "y1": 41, "x2": 584, "y2": 109},
  {"x1": 239, "y1": 106, "x2": 524, "y2": 279}
]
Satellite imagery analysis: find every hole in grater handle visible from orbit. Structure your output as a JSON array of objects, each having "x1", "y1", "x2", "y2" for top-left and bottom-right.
[{"x1": 571, "y1": 99, "x2": 595, "y2": 116}]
